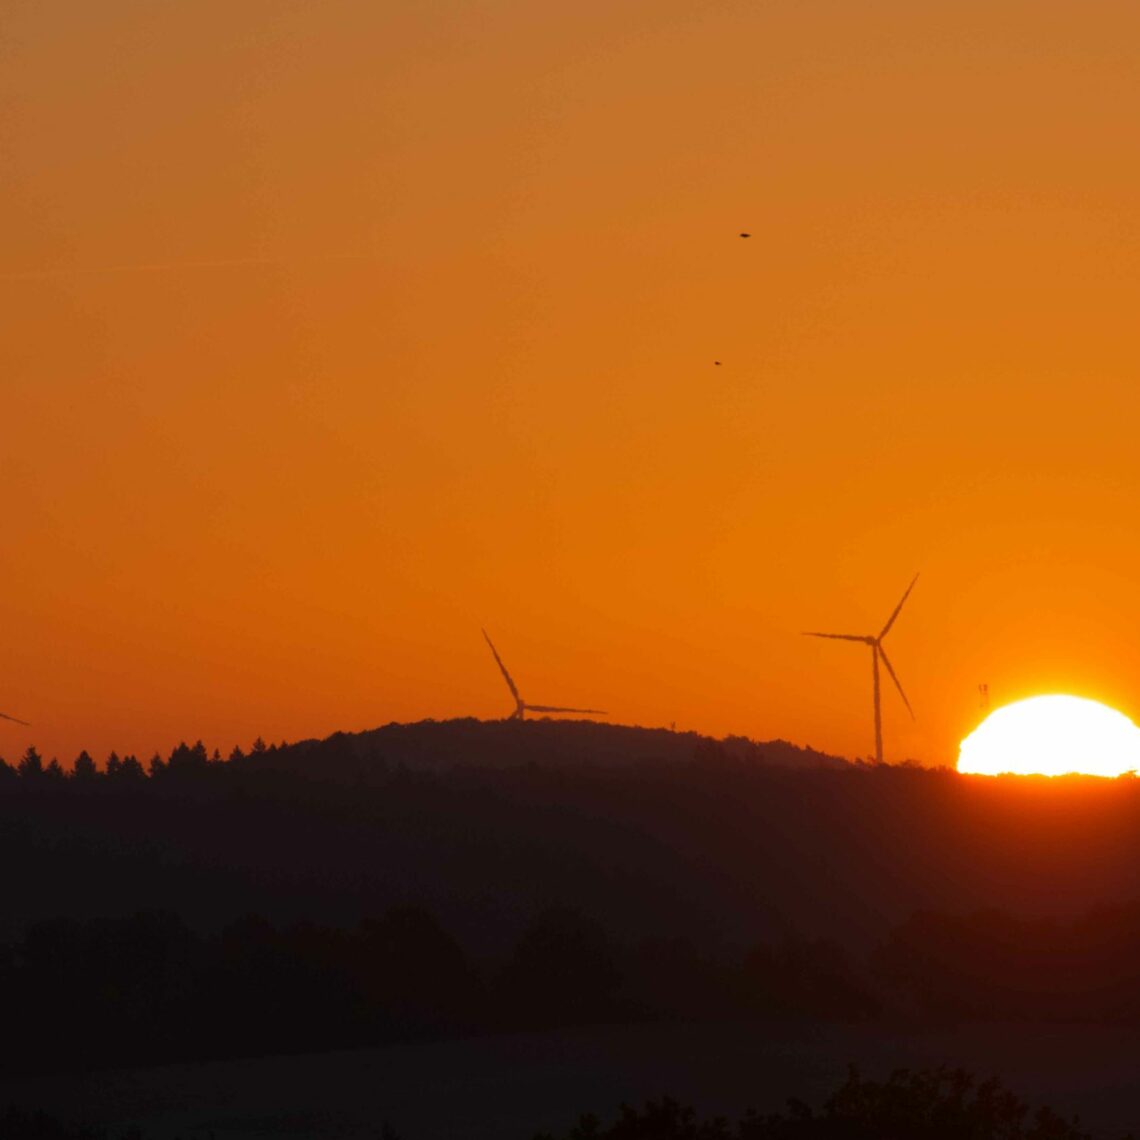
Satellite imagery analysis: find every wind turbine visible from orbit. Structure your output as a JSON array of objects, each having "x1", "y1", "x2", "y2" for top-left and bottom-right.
[
  {"x1": 482, "y1": 630, "x2": 606, "y2": 722},
  {"x1": 803, "y1": 574, "x2": 918, "y2": 765}
]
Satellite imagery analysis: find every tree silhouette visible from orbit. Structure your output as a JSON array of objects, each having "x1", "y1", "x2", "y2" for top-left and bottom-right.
[
  {"x1": 119, "y1": 754, "x2": 146, "y2": 781},
  {"x1": 168, "y1": 741, "x2": 209, "y2": 774},
  {"x1": 72, "y1": 751, "x2": 98, "y2": 782},
  {"x1": 17, "y1": 746, "x2": 43, "y2": 780}
]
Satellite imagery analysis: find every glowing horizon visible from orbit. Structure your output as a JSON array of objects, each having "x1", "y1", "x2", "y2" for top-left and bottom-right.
[{"x1": 958, "y1": 695, "x2": 1140, "y2": 778}]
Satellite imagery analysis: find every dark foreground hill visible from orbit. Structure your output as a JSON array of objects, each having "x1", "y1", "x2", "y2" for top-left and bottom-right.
[
  {"x1": 2, "y1": 717, "x2": 1140, "y2": 959},
  {"x1": 0, "y1": 719, "x2": 848, "y2": 951},
  {"x1": 0, "y1": 1051, "x2": 1115, "y2": 1140},
  {"x1": 5, "y1": 719, "x2": 1140, "y2": 1086}
]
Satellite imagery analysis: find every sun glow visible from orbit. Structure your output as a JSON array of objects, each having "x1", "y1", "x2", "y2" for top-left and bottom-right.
[{"x1": 958, "y1": 695, "x2": 1140, "y2": 777}]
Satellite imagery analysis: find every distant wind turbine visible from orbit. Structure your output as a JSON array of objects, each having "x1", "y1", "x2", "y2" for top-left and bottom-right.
[
  {"x1": 803, "y1": 574, "x2": 918, "y2": 765},
  {"x1": 482, "y1": 630, "x2": 606, "y2": 722}
]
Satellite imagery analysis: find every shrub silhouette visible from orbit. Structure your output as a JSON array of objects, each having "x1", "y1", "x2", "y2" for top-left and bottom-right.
[{"x1": 536, "y1": 1067, "x2": 1101, "y2": 1140}]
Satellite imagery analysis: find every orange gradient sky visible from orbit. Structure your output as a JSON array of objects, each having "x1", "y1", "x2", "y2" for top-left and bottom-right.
[{"x1": 4, "y1": 1, "x2": 1140, "y2": 766}]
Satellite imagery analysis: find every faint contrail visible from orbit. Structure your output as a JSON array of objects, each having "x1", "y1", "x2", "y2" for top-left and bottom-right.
[{"x1": 0, "y1": 252, "x2": 374, "y2": 283}]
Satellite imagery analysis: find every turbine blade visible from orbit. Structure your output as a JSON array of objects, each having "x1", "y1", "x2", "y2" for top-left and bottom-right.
[
  {"x1": 877, "y1": 645, "x2": 914, "y2": 718},
  {"x1": 525, "y1": 704, "x2": 605, "y2": 714},
  {"x1": 481, "y1": 629, "x2": 521, "y2": 702},
  {"x1": 0, "y1": 711, "x2": 29, "y2": 727},
  {"x1": 879, "y1": 572, "x2": 919, "y2": 640},
  {"x1": 803, "y1": 631, "x2": 871, "y2": 643}
]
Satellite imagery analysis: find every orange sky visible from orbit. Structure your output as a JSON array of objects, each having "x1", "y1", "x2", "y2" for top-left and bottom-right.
[{"x1": 4, "y1": 1, "x2": 1140, "y2": 767}]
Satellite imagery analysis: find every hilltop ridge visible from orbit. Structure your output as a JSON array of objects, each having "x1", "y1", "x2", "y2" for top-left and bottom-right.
[{"x1": 253, "y1": 717, "x2": 852, "y2": 778}]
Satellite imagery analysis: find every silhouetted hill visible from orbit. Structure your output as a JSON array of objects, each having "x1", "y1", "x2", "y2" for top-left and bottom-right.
[
  {"x1": 3, "y1": 719, "x2": 1140, "y2": 984},
  {"x1": 251, "y1": 718, "x2": 851, "y2": 780}
]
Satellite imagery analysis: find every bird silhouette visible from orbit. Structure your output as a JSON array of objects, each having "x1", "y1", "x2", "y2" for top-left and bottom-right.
[{"x1": 739, "y1": 232, "x2": 751, "y2": 238}]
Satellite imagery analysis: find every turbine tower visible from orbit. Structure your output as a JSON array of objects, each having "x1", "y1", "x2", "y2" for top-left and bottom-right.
[
  {"x1": 804, "y1": 574, "x2": 918, "y2": 765},
  {"x1": 482, "y1": 629, "x2": 606, "y2": 722}
]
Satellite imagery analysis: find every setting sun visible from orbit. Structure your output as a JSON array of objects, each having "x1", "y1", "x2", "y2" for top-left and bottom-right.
[{"x1": 958, "y1": 695, "x2": 1140, "y2": 777}]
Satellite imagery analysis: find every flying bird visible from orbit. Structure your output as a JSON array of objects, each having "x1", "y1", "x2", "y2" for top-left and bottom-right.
[
  {"x1": 739, "y1": 232, "x2": 751, "y2": 238},
  {"x1": 714, "y1": 361, "x2": 722, "y2": 366}
]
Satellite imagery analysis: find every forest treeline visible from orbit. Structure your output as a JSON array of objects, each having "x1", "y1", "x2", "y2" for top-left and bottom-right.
[
  {"x1": 0, "y1": 718, "x2": 848, "y2": 786},
  {"x1": 0, "y1": 904, "x2": 869, "y2": 1075},
  {"x1": 11, "y1": 896, "x2": 1140, "y2": 1076},
  {"x1": 0, "y1": 737, "x2": 269, "y2": 784}
]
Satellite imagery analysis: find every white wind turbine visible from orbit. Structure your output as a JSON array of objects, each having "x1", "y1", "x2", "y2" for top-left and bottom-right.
[
  {"x1": 804, "y1": 574, "x2": 918, "y2": 765},
  {"x1": 482, "y1": 630, "x2": 606, "y2": 722}
]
